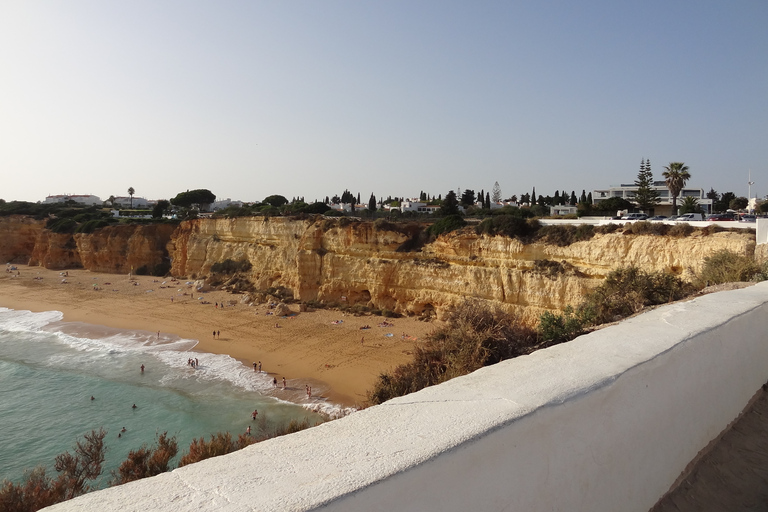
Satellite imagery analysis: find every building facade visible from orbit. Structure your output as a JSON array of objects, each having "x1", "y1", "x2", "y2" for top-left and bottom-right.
[
  {"x1": 44, "y1": 194, "x2": 102, "y2": 206},
  {"x1": 592, "y1": 182, "x2": 712, "y2": 216}
]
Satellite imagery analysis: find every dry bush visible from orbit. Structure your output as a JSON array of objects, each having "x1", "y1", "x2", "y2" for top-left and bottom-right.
[
  {"x1": 624, "y1": 221, "x2": 669, "y2": 236},
  {"x1": 178, "y1": 432, "x2": 255, "y2": 467},
  {"x1": 667, "y1": 223, "x2": 694, "y2": 237},
  {"x1": 697, "y1": 250, "x2": 766, "y2": 285},
  {"x1": 111, "y1": 432, "x2": 178, "y2": 486},
  {"x1": 581, "y1": 267, "x2": 695, "y2": 325},
  {"x1": 534, "y1": 224, "x2": 595, "y2": 246},
  {"x1": 178, "y1": 418, "x2": 317, "y2": 467},
  {"x1": 0, "y1": 429, "x2": 107, "y2": 511},
  {"x1": 594, "y1": 223, "x2": 621, "y2": 235},
  {"x1": 367, "y1": 301, "x2": 536, "y2": 405}
]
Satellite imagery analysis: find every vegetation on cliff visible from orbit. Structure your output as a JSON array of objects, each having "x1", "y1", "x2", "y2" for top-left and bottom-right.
[
  {"x1": 0, "y1": 418, "x2": 320, "y2": 510},
  {"x1": 367, "y1": 262, "x2": 738, "y2": 406}
]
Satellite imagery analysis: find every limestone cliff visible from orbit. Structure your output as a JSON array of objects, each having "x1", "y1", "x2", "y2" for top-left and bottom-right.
[
  {"x1": 0, "y1": 216, "x2": 46, "y2": 264},
  {"x1": 168, "y1": 217, "x2": 755, "y2": 324},
  {"x1": 2, "y1": 215, "x2": 755, "y2": 323},
  {"x1": 74, "y1": 224, "x2": 177, "y2": 273}
]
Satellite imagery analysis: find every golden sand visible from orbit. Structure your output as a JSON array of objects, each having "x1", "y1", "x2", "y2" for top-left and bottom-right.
[{"x1": 0, "y1": 265, "x2": 437, "y2": 407}]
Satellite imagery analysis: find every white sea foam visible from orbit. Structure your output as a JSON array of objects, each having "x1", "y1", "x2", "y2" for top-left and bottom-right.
[
  {"x1": 0, "y1": 308, "x2": 63, "y2": 332},
  {"x1": 0, "y1": 307, "x2": 351, "y2": 417}
]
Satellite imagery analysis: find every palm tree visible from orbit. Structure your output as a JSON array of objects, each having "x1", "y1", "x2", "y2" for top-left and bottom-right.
[
  {"x1": 662, "y1": 162, "x2": 691, "y2": 214},
  {"x1": 128, "y1": 187, "x2": 135, "y2": 209}
]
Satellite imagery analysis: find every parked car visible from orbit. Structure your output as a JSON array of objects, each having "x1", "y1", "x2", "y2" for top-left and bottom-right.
[
  {"x1": 648, "y1": 215, "x2": 667, "y2": 221},
  {"x1": 677, "y1": 213, "x2": 704, "y2": 221},
  {"x1": 739, "y1": 214, "x2": 756, "y2": 222},
  {"x1": 620, "y1": 213, "x2": 648, "y2": 220},
  {"x1": 706, "y1": 213, "x2": 737, "y2": 221}
]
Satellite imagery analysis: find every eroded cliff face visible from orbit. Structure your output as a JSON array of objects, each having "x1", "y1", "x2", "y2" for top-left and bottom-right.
[
  {"x1": 0, "y1": 216, "x2": 46, "y2": 264},
  {"x1": 75, "y1": 224, "x2": 177, "y2": 273},
  {"x1": 0, "y1": 216, "x2": 178, "y2": 273},
  {"x1": 3, "y1": 214, "x2": 755, "y2": 323},
  {"x1": 169, "y1": 217, "x2": 755, "y2": 324}
]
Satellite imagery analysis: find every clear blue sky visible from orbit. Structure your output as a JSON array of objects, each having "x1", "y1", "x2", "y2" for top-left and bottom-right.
[{"x1": 1, "y1": 1, "x2": 766, "y2": 204}]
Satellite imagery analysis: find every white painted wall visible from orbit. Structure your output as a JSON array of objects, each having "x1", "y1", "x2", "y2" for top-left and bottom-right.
[{"x1": 48, "y1": 283, "x2": 768, "y2": 512}]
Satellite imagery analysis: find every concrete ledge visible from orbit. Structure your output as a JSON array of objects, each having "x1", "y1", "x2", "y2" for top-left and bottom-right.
[{"x1": 49, "y1": 283, "x2": 768, "y2": 512}]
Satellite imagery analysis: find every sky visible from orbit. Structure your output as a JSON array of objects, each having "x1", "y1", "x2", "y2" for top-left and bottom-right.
[{"x1": 1, "y1": 1, "x2": 766, "y2": 204}]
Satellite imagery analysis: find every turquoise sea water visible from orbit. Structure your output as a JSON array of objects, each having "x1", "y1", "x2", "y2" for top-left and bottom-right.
[{"x1": 0, "y1": 307, "x2": 332, "y2": 487}]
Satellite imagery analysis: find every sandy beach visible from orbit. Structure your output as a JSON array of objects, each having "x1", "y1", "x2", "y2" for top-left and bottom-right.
[{"x1": 0, "y1": 264, "x2": 437, "y2": 408}]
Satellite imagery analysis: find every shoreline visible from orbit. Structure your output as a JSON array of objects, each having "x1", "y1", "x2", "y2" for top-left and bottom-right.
[{"x1": 0, "y1": 265, "x2": 437, "y2": 408}]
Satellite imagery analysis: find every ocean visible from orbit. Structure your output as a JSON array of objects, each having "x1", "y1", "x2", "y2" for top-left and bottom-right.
[{"x1": 0, "y1": 307, "x2": 333, "y2": 487}]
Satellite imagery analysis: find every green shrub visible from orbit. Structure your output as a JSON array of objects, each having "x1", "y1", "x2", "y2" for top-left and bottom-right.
[
  {"x1": 475, "y1": 215, "x2": 540, "y2": 239},
  {"x1": 538, "y1": 306, "x2": 590, "y2": 343},
  {"x1": 428, "y1": 214, "x2": 466, "y2": 238},
  {"x1": 46, "y1": 218, "x2": 78, "y2": 234},
  {"x1": 76, "y1": 219, "x2": 112, "y2": 233},
  {"x1": 697, "y1": 250, "x2": 765, "y2": 285}
]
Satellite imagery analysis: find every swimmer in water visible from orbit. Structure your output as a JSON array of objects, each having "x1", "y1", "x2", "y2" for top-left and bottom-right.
[{"x1": 132, "y1": 404, "x2": 137, "y2": 409}]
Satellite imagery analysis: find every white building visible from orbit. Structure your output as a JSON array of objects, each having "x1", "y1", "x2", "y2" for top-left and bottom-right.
[
  {"x1": 212, "y1": 198, "x2": 244, "y2": 211},
  {"x1": 112, "y1": 196, "x2": 149, "y2": 208},
  {"x1": 44, "y1": 194, "x2": 102, "y2": 206},
  {"x1": 592, "y1": 182, "x2": 712, "y2": 215},
  {"x1": 550, "y1": 205, "x2": 578, "y2": 216}
]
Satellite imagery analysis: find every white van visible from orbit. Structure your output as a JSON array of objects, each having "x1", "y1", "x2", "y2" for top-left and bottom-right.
[{"x1": 677, "y1": 213, "x2": 703, "y2": 221}]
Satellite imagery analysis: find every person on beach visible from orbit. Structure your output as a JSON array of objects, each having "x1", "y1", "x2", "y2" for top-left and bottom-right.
[
  {"x1": 282, "y1": 377, "x2": 286, "y2": 390},
  {"x1": 213, "y1": 330, "x2": 216, "y2": 339},
  {"x1": 140, "y1": 364, "x2": 144, "y2": 373},
  {"x1": 258, "y1": 361, "x2": 262, "y2": 372},
  {"x1": 361, "y1": 336, "x2": 364, "y2": 345},
  {"x1": 252, "y1": 409, "x2": 258, "y2": 420},
  {"x1": 273, "y1": 377, "x2": 277, "y2": 388},
  {"x1": 217, "y1": 330, "x2": 220, "y2": 338},
  {"x1": 253, "y1": 362, "x2": 258, "y2": 371},
  {"x1": 195, "y1": 358, "x2": 199, "y2": 367}
]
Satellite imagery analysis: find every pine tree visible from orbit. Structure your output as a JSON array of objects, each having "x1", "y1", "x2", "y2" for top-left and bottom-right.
[
  {"x1": 491, "y1": 181, "x2": 502, "y2": 203},
  {"x1": 368, "y1": 194, "x2": 377, "y2": 212},
  {"x1": 580, "y1": 190, "x2": 587, "y2": 203},
  {"x1": 485, "y1": 192, "x2": 491, "y2": 209},
  {"x1": 531, "y1": 187, "x2": 536, "y2": 205},
  {"x1": 634, "y1": 158, "x2": 661, "y2": 212},
  {"x1": 570, "y1": 191, "x2": 577, "y2": 205},
  {"x1": 440, "y1": 190, "x2": 460, "y2": 215}
]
